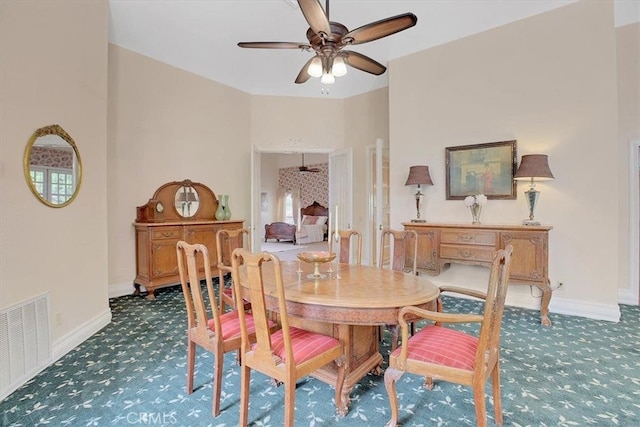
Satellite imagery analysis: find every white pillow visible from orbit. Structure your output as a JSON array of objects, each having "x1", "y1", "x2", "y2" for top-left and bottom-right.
[
  {"x1": 301, "y1": 215, "x2": 316, "y2": 225},
  {"x1": 315, "y1": 215, "x2": 328, "y2": 225}
]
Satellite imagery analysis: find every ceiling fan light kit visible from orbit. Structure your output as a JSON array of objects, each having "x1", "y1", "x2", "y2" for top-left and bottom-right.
[
  {"x1": 308, "y1": 56, "x2": 323, "y2": 77},
  {"x1": 238, "y1": 0, "x2": 417, "y2": 85}
]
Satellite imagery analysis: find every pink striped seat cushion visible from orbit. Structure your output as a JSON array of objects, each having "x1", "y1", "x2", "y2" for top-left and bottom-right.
[
  {"x1": 268, "y1": 327, "x2": 341, "y2": 364},
  {"x1": 208, "y1": 311, "x2": 269, "y2": 340},
  {"x1": 390, "y1": 325, "x2": 478, "y2": 371}
]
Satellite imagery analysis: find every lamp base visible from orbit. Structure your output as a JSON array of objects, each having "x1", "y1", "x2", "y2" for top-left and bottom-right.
[
  {"x1": 522, "y1": 219, "x2": 541, "y2": 226},
  {"x1": 411, "y1": 219, "x2": 427, "y2": 223}
]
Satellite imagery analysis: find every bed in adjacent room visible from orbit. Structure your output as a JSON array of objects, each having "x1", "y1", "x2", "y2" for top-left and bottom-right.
[{"x1": 296, "y1": 201, "x2": 329, "y2": 244}]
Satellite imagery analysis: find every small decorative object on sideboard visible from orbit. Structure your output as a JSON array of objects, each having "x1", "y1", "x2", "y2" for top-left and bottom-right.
[
  {"x1": 215, "y1": 194, "x2": 226, "y2": 220},
  {"x1": 223, "y1": 195, "x2": 231, "y2": 220},
  {"x1": 464, "y1": 194, "x2": 487, "y2": 224}
]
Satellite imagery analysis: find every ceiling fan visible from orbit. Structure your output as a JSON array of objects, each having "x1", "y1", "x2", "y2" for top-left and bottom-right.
[
  {"x1": 238, "y1": 0, "x2": 417, "y2": 85},
  {"x1": 299, "y1": 154, "x2": 321, "y2": 173}
]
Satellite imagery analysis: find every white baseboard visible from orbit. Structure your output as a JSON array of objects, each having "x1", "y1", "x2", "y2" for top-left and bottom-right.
[
  {"x1": 52, "y1": 308, "x2": 112, "y2": 361},
  {"x1": 548, "y1": 296, "x2": 621, "y2": 322},
  {"x1": 109, "y1": 282, "x2": 137, "y2": 299},
  {"x1": 502, "y1": 292, "x2": 621, "y2": 323},
  {"x1": 618, "y1": 287, "x2": 639, "y2": 305},
  {"x1": 440, "y1": 286, "x2": 622, "y2": 323}
]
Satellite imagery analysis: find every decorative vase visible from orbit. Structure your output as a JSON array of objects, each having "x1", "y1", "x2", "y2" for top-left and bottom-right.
[
  {"x1": 223, "y1": 195, "x2": 231, "y2": 220},
  {"x1": 470, "y1": 204, "x2": 482, "y2": 224},
  {"x1": 215, "y1": 195, "x2": 226, "y2": 220}
]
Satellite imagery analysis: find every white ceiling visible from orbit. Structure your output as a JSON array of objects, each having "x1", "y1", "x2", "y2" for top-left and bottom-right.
[{"x1": 108, "y1": 0, "x2": 639, "y2": 100}]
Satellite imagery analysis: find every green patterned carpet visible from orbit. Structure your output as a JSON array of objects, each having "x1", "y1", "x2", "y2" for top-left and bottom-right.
[{"x1": 1, "y1": 283, "x2": 639, "y2": 426}]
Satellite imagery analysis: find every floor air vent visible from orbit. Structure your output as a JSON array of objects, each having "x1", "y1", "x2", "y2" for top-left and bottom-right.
[{"x1": 0, "y1": 293, "x2": 51, "y2": 401}]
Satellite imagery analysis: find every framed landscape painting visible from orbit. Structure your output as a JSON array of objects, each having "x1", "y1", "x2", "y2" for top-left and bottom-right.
[{"x1": 445, "y1": 140, "x2": 517, "y2": 200}]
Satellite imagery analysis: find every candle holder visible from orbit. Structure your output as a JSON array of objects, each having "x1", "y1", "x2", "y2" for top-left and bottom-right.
[{"x1": 296, "y1": 251, "x2": 336, "y2": 279}]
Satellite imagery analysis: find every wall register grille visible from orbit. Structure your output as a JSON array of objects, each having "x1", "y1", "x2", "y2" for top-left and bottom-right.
[{"x1": 0, "y1": 293, "x2": 51, "y2": 400}]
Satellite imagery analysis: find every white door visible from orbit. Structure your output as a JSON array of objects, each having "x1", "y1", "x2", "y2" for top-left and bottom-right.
[
  {"x1": 250, "y1": 145, "x2": 261, "y2": 251},
  {"x1": 329, "y1": 148, "x2": 353, "y2": 255},
  {"x1": 366, "y1": 138, "x2": 390, "y2": 266}
]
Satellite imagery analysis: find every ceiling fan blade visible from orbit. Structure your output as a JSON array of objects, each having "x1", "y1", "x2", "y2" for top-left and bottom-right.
[
  {"x1": 295, "y1": 57, "x2": 314, "y2": 84},
  {"x1": 342, "y1": 51, "x2": 386, "y2": 75},
  {"x1": 342, "y1": 13, "x2": 417, "y2": 45},
  {"x1": 298, "y1": 0, "x2": 331, "y2": 37},
  {"x1": 238, "y1": 42, "x2": 311, "y2": 49}
]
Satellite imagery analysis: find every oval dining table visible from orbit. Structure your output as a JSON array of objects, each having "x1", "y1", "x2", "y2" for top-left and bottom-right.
[{"x1": 236, "y1": 258, "x2": 440, "y2": 411}]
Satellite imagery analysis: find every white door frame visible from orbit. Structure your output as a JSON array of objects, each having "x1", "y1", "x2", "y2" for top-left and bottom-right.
[
  {"x1": 250, "y1": 147, "x2": 334, "y2": 251},
  {"x1": 621, "y1": 139, "x2": 640, "y2": 305},
  {"x1": 328, "y1": 148, "x2": 353, "y2": 229},
  {"x1": 365, "y1": 138, "x2": 388, "y2": 266}
]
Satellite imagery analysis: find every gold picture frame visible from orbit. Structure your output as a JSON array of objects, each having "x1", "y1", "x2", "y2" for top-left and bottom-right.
[{"x1": 445, "y1": 140, "x2": 517, "y2": 200}]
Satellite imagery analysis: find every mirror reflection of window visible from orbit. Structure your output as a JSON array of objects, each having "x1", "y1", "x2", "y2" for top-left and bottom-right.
[
  {"x1": 175, "y1": 186, "x2": 200, "y2": 217},
  {"x1": 23, "y1": 125, "x2": 82, "y2": 208},
  {"x1": 29, "y1": 140, "x2": 75, "y2": 204}
]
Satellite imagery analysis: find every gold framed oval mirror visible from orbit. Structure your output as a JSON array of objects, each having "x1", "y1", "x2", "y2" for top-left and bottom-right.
[{"x1": 23, "y1": 124, "x2": 82, "y2": 208}]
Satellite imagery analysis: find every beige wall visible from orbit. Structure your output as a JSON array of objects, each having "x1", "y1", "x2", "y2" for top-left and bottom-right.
[
  {"x1": 0, "y1": 0, "x2": 110, "y2": 355},
  {"x1": 250, "y1": 96, "x2": 345, "y2": 151},
  {"x1": 390, "y1": 1, "x2": 621, "y2": 319},
  {"x1": 107, "y1": 45, "x2": 251, "y2": 294},
  {"x1": 344, "y1": 88, "x2": 390, "y2": 263}
]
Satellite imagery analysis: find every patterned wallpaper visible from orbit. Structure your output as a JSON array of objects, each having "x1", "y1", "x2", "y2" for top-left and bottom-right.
[
  {"x1": 279, "y1": 163, "x2": 328, "y2": 208},
  {"x1": 30, "y1": 146, "x2": 73, "y2": 169}
]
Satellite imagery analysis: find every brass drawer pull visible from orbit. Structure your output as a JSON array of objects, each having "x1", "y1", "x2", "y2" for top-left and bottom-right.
[
  {"x1": 460, "y1": 249, "x2": 474, "y2": 258},
  {"x1": 162, "y1": 231, "x2": 175, "y2": 237},
  {"x1": 459, "y1": 235, "x2": 475, "y2": 242}
]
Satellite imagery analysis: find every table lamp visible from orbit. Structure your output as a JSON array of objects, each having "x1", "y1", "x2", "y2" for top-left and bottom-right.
[
  {"x1": 514, "y1": 154, "x2": 554, "y2": 226},
  {"x1": 405, "y1": 165, "x2": 433, "y2": 223}
]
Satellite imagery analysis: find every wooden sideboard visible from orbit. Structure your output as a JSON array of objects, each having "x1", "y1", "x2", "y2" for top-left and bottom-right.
[
  {"x1": 403, "y1": 222, "x2": 553, "y2": 326},
  {"x1": 133, "y1": 180, "x2": 244, "y2": 299}
]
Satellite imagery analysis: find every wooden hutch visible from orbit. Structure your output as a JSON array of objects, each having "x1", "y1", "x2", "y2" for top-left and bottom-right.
[{"x1": 133, "y1": 179, "x2": 243, "y2": 299}]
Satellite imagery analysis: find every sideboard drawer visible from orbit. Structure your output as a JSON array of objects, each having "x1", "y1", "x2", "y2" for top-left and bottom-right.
[
  {"x1": 440, "y1": 244, "x2": 496, "y2": 263},
  {"x1": 151, "y1": 226, "x2": 182, "y2": 240},
  {"x1": 440, "y1": 230, "x2": 496, "y2": 246}
]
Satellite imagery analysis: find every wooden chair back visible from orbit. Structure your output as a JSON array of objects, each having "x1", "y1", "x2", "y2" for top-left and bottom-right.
[
  {"x1": 177, "y1": 241, "x2": 219, "y2": 340},
  {"x1": 176, "y1": 241, "x2": 228, "y2": 417},
  {"x1": 475, "y1": 245, "x2": 513, "y2": 373},
  {"x1": 216, "y1": 228, "x2": 250, "y2": 311},
  {"x1": 379, "y1": 229, "x2": 418, "y2": 275},
  {"x1": 329, "y1": 229, "x2": 362, "y2": 264}
]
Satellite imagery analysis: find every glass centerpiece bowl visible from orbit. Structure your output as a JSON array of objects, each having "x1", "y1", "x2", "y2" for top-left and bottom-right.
[{"x1": 296, "y1": 251, "x2": 337, "y2": 279}]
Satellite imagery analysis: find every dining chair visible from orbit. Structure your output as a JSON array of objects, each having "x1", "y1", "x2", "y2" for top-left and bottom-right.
[
  {"x1": 379, "y1": 229, "x2": 418, "y2": 351},
  {"x1": 378, "y1": 229, "x2": 418, "y2": 275},
  {"x1": 216, "y1": 228, "x2": 251, "y2": 313},
  {"x1": 384, "y1": 245, "x2": 513, "y2": 427},
  {"x1": 231, "y1": 248, "x2": 348, "y2": 426},
  {"x1": 329, "y1": 229, "x2": 362, "y2": 265},
  {"x1": 176, "y1": 241, "x2": 272, "y2": 417}
]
